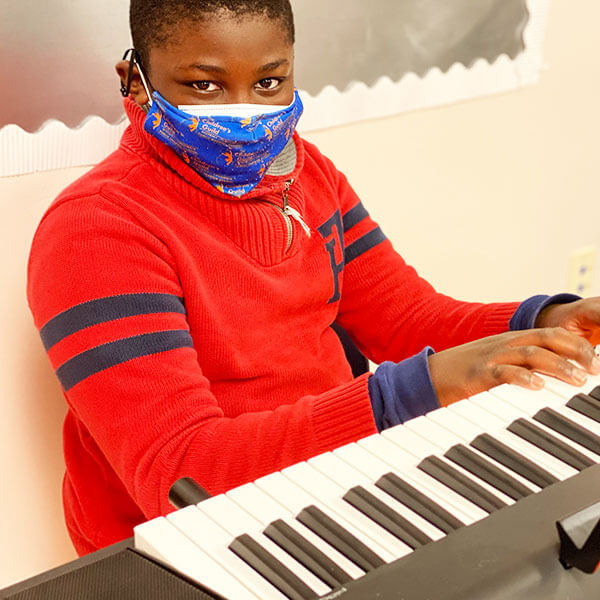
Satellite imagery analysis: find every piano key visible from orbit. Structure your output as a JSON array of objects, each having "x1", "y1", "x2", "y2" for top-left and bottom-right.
[
  {"x1": 533, "y1": 408, "x2": 600, "y2": 455},
  {"x1": 446, "y1": 404, "x2": 579, "y2": 480},
  {"x1": 566, "y1": 394, "x2": 600, "y2": 423},
  {"x1": 375, "y1": 472, "x2": 465, "y2": 534},
  {"x1": 282, "y1": 462, "x2": 411, "y2": 559},
  {"x1": 470, "y1": 433, "x2": 559, "y2": 488},
  {"x1": 357, "y1": 435, "x2": 487, "y2": 523},
  {"x1": 336, "y1": 439, "x2": 481, "y2": 526},
  {"x1": 417, "y1": 456, "x2": 507, "y2": 513},
  {"x1": 589, "y1": 386, "x2": 600, "y2": 401},
  {"x1": 343, "y1": 486, "x2": 433, "y2": 548},
  {"x1": 263, "y1": 519, "x2": 353, "y2": 588},
  {"x1": 462, "y1": 391, "x2": 528, "y2": 424},
  {"x1": 490, "y1": 383, "x2": 600, "y2": 438},
  {"x1": 309, "y1": 451, "x2": 445, "y2": 541},
  {"x1": 297, "y1": 505, "x2": 386, "y2": 572},
  {"x1": 227, "y1": 480, "x2": 364, "y2": 580},
  {"x1": 229, "y1": 534, "x2": 319, "y2": 600},
  {"x1": 255, "y1": 472, "x2": 393, "y2": 565},
  {"x1": 411, "y1": 407, "x2": 578, "y2": 482},
  {"x1": 197, "y1": 495, "x2": 331, "y2": 597},
  {"x1": 390, "y1": 414, "x2": 548, "y2": 504},
  {"x1": 135, "y1": 515, "x2": 264, "y2": 600},
  {"x1": 538, "y1": 373, "x2": 600, "y2": 401},
  {"x1": 166, "y1": 506, "x2": 292, "y2": 600},
  {"x1": 444, "y1": 444, "x2": 534, "y2": 501},
  {"x1": 507, "y1": 418, "x2": 596, "y2": 471},
  {"x1": 466, "y1": 390, "x2": 600, "y2": 462}
]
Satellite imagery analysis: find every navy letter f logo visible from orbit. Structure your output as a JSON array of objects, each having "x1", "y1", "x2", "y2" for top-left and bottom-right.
[{"x1": 318, "y1": 210, "x2": 345, "y2": 304}]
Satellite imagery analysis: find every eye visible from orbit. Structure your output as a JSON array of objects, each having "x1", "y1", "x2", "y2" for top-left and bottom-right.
[
  {"x1": 255, "y1": 78, "x2": 282, "y2": 91},
  {"x1": 191, "y1": 81, "x2": 221, "y2": 93}
]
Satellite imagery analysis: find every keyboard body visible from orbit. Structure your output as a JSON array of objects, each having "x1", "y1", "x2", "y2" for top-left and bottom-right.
[{"x1": 4, "y1": 378, "x2": 600, "y2": 600}]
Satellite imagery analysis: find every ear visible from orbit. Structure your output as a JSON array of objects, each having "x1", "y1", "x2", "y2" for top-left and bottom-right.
[{"x1": 115, "y1": 60, "x2": 150, "y2": 107}]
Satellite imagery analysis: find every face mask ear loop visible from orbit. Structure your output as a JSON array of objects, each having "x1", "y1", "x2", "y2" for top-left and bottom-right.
[
  {"x1": 120, "y1": 48, "x2": 136, "y2": 97},
  {"x1": 120, "y1": 48, "x2": 154, "y2": 110}
]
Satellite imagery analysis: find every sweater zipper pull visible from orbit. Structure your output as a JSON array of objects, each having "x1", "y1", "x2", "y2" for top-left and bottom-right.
[{"x1": 282, "y1": 179, "x2": 311, "y2": 238}]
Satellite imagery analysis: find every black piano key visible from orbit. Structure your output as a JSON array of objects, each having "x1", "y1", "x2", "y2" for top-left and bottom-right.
[
  {"x1": 264, "y1": 519, "x2": 353, "y2": 588},
  {"x1": 343, "y1": 486, "x2": 432, "y2": 549},
  {"x1": 588, "y1": 386, "x2": 600, "y2": 401},
  {"x1": 567, "y1": 394, "x2": 600, "y2": 424},
  {"x1": 507, "y1": 418, "x2": 595, "y2": 471},
  {"x1": 375, "y1": 472, "x2": 465, "y2": 534},
  {"x1": 534, "y1": 408, "x2": 600, "y2": 455},
  {"x1": 445, "y1": 444, "x2": 533, "y2": 501},
  {"x1": 229, "y1": 533, "x2": 318, "y2": 600},
  {"x1": 296, "y1": 505, "x2": 385, "y2": 572},
  {"x1": 470, "y1": 434, "x2": 559, "y2": 489},
  {"x1": 417, "y1": 456, "x2": 507, "y2": 513}
]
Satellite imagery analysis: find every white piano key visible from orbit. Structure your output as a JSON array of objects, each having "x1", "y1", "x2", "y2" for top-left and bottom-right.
[
  {"x1": 135, "y1": 515, "x2": 263, "y2": 600},
  {"x1": 402, "y1": 414, "x2": 553, "y2": 501},
  {"x1": 426, "y1": 401, "x2": 579, "y2": 481},
  {"x1": 464, "y1": 393, "x2": 599, "y2": 467},
  {"x1": 197, "y1": 495, "x2": 332, "y2": 597},
  {"x1": 490, "y1": 384, "x2": 600, "y2": 437},
  {"x1": 403, "y1": 414, "x2": 465, "y2": 449},
  {"x1": 343, "y1": 437, "x2": 487, "y2": 524},
  {"x1": 282, "y1": 462, "x2": 411, "y2": 560},
  {"x1": 309, "y1": 451, "x2": 445, "y2": 541},
  {"x1": 448, "y1": 396, "x2": 513, "y2": 426},
  {"x1": 255, "y1": 471, "x2": 395, "y2": 563},
  {"x1": 426, "y1": 404, "x2": 488, "y2": 441},
  {"x1": 540, "y1": 374, "x2": 600, "y2": 400},
  {"x1": 227, "y1": 480, "x2": 365, "y2": 579},
  {"x1": 382, "y1": 424, "x2": 442, "y2": 455},
  {"x1": 408, "y1": 407, "x2": 542, "y2": 494}
]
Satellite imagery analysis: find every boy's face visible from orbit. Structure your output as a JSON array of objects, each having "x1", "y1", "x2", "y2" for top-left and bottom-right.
[{"x1": 121, "y1": 13, "x2": 295, "y2": 108}]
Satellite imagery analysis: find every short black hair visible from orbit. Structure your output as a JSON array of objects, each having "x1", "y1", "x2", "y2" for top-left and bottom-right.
[{"x1": 130, "y1": 0, "x2": 295, "y2": 72}]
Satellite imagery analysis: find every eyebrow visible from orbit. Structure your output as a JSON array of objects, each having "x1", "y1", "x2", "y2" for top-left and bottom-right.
[
  {"x1": 181, "y1": 59, "x2": 289, "y2": 75},
  {"x1": 257, "y1": 59, "x2": 290, "y2": 73}
]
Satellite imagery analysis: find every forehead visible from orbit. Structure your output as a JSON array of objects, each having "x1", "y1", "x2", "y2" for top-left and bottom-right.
[{"x1": 150, "y1": 13, "x2": 293, "y2": 70}]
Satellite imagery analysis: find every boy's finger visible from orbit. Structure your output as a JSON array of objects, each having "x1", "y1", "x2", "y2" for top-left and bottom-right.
[
  {"x1": 516, "y1": 328, "x2": 598, "y2": 373},
  {"x1": 489, "y1": 364, "x2": 545, "y2": 390},
  {"x1": 494, "y1": 346, "x2": 587, "y2": 386}
]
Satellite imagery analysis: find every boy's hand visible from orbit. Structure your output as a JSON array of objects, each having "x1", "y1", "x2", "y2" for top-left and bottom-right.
[
  {"x1": 535, "y1": 297, "x2": 600, "y2": 345},
  {"x1": 428, "y1": 328, "x2": 600, "y2": 406}
]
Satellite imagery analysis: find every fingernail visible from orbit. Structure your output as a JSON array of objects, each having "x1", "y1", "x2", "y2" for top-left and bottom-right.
[
  {"x1": 531, "y1": 374, "x2": 545, "y2": 389},
  {"x1": 573, "y1": 368, "x2": 588, "y2": 384},
  {"x1": 592, "y1": 357, "x2": 600, "y2": 374}
]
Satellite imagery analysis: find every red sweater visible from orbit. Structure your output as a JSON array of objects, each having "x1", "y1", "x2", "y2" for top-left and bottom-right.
[{"x1": 27, "y1": 100, "x2": 519, "y2": 555}]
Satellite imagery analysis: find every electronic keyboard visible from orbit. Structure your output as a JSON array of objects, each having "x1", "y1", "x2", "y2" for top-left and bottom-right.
[
  {"x1": 4, "y1": 376, "x2": 600, "y2": 600},
  {"x1": 134, "y1": 374, "x2": 600, "y2": 600}
]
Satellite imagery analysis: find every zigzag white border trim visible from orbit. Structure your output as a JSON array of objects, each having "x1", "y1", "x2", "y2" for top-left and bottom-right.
[{"x1": 0, "y1": 0, "x2": 550, "y2": 178}]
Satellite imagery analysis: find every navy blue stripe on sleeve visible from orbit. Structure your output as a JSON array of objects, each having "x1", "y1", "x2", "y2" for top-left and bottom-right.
[
  {"x1": 40, "y1": 293, "x2": 186, "y2": 351},
  {"x1": 344, "y1": 227, "x2": 387, "y2": 265},
  {"x1": 56, "y1": 330, "x2": 194, "y2": 391},
  {"x1": 342, "y1": 202, "x2": 369, "y2": 232}
]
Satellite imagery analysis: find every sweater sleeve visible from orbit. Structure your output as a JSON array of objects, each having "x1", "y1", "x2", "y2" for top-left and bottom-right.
[
  {"x1": 318, "y1": 161, "x2": 521, "y2": 364},
  {"x1": 27, "y1": 194, "x2": 377, "y2": 533}
]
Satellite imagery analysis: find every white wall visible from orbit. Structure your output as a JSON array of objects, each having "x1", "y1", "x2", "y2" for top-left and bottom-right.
[{"x1": 0, "y1": 0, "x2": 598, "y2": 589}]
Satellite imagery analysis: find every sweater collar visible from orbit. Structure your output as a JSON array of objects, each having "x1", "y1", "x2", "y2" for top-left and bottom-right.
[{"x1": 120, "y1": 98, "x2": 305, "y2": 201}]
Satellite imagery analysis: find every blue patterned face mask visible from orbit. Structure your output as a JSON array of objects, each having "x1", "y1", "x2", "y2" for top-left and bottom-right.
[{"x1": 143, "y1": 90, "x2": 304, "y2": 197}]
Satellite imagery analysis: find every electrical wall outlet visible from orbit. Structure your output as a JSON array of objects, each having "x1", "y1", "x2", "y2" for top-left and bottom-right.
[{"x1": 568, "y1": 245, "x2": 597, "y2": 296}]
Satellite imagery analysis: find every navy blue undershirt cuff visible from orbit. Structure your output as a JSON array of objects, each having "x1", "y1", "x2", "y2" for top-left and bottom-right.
[
  {"x1": 509, "y1": 293, "x2": 581, "y2": 331},
  {"x1": 368, "y1": 347, "x2": 439, "y2": 432}
]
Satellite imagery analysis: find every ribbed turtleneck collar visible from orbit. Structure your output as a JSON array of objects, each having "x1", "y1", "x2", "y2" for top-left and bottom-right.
[{"x1": 120, "y1": 97, "x2": 305, "y2": 202}]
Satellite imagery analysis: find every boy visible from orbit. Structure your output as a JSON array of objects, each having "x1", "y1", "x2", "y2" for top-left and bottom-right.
[{"x1": 27, "y1": 0, "x2": 600, "y2": 556}]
